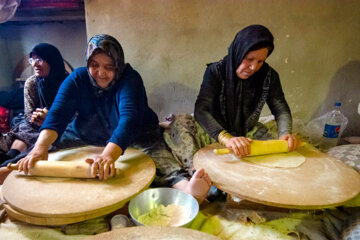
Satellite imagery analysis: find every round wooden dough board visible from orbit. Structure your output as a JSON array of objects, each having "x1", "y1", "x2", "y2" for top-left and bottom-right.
[
  {"x1": 84, "y1": 226, "x2": 221, "y2": 240},
  {"x1": 2, "y1": 146, "x2": 156, "y2": 225},
  {"x1": 194, "y1": 143, "x2": 360, "y2": 209}
]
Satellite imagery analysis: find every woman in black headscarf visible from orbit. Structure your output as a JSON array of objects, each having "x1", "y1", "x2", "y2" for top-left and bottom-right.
[
  {"x1": 0, "y1": 43, "x2": 68, "y2": 162},
  {"x1": 195, "y1": 24, "x2": 297, "y2": 156}
]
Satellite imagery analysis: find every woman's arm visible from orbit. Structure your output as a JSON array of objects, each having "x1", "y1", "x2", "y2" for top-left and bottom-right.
[
  {"x1": 194, "y1": 65, "x2": 225, "y2": 140},
  {"x1": 17, "y1": 129, "x2": 58, "y2": 174},
  {"x1": 266, "y1": 69, "x2": 297, "y2": 151},
  {"x1": 18, "y1": 71, "x2": 81, "y2": 174},
  {"x1": 108, "y1": 70, "x2": 146, "y2": 151},
  {"x1": 24, "y1": 76, "x2": 39, "y2": 122},
  {"x1": 266, "y1": 69, "x2": 292, "y2": 137}
]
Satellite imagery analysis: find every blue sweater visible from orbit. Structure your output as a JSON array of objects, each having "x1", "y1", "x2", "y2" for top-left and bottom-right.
[{"x1": 40, "y1": 64, "x2": 159, "y2": 151}]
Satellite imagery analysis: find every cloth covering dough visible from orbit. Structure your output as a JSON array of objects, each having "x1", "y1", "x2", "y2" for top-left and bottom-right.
[{"x1": 242, "y1": 151, "x2": 306, "y2": 168}]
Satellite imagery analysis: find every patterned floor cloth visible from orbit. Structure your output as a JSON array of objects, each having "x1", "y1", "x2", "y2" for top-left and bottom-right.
[{"x1": 326, "y1": 144, "x2": 360, "y2": 172}]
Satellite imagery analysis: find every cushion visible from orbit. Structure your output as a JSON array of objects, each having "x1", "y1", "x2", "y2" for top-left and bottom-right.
[{"x1": 326, "y1": 144, "x2": 360, "y2": 172}]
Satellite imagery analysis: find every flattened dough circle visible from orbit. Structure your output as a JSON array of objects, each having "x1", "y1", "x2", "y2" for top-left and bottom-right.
[{"x1": 242, "y1": 151, "x2": 306, "y2": 168}]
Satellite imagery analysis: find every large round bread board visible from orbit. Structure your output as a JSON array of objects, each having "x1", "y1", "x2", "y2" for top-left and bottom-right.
[
  {"x1": 193, "y1": 143, "x2": 360, "y2": 209},
  {"x1": 84, "y1": 226, "x2": 221, "y2": 240},
  {"x1": 2, "y1": 146, "x2": 156, "y2": 225}
]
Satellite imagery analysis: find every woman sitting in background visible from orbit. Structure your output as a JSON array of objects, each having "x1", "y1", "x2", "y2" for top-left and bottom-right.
[{"x1": 0, "y1": 43, "x2": 68, "y2": 162}]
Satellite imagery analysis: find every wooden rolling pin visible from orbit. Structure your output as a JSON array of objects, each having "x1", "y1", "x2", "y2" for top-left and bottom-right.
[
  {"x1": 7, "y1": 161, "x2": 95, "y2": 178},
  {"x1": 213, "y1": 140, "x2": 306, "y2": 156}
]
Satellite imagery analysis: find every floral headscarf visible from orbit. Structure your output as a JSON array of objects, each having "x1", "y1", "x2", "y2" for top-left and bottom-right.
[{"x1": 85, "y1": 34, "x2": 126, "y2": 96}]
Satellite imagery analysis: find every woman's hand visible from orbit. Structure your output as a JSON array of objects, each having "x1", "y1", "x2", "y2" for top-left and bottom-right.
[
  {"x1": 225, "y1": 136, "x2": 252, "y2": 157},
  {"x1": 279, "y1": 134, "x2": 298, "y2": 152},
  {"x1": 17, "y1": 144, "x2": 49, "y2": 175},
  {"x1": 85, "y1": 155, "x2": 115, "y2": 180},
  {"x1": 31, "y1": 107, "x2": 48, "y2": 126},
  {"x1": 85, "y1": 142, "x2": 122, "y2": 181}
]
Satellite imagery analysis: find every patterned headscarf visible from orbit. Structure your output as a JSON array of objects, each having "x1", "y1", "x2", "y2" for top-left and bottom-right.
[
  {"x1": 30, "y1": 43, "x2": 67, "y2": 109},
  {"x1": 85, "y1": 34, "x2": 125, "y2": 97}
]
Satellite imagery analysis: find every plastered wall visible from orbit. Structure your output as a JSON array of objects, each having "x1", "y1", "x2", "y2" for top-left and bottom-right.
[{"x1": 85, "y1": 0, "x2": 360, "y2": 126}]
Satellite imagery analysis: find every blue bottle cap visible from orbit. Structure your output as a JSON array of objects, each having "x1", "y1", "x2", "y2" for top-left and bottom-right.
[{"x1": 335, "y1": 102, "x2": 341, "y2": 107}]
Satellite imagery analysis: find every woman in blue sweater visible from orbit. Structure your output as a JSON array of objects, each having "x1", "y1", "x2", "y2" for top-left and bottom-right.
[{"x1": 17, "y1": 34, "x2": 211, "y2": 202}]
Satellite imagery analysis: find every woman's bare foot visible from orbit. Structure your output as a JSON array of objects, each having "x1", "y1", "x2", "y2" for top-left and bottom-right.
[
  {"x1": 173, "y1": 168, "x2": 212, "y2": 204},
  {"x1": 0, "y1": 167, "x2": 12, "y2": 185}
]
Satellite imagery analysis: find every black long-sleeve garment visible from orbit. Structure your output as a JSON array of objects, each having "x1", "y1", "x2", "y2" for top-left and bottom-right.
[
  {"x1": 194, "y1": 60, "x2": 292, "y2": 140},
  {"x1": 195, "y1": 25, "x2": 292, "y2": 140}
]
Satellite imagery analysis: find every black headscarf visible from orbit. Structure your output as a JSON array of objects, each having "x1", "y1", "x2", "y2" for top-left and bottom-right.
[
  {"x1": 223, "y1": 24, "x2": 274, "y2": 135},
  {"x1": 30, "y1": 43, "x2": 67, "y2": 109}
]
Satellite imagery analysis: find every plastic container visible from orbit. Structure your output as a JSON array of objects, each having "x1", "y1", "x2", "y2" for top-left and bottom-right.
[{"x1": 320, "y1": 102, "x2": 345, "y2": 151}]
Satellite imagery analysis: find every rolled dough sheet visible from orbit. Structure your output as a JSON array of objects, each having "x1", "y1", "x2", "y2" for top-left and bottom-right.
[{"x1": 242, "y1": 151, "x2": 306, "y2": 168}]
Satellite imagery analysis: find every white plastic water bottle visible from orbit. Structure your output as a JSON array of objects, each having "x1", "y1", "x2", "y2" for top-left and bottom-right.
[{"x1": 320, "y1": 102, "x2": 344, "y2": 151}]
